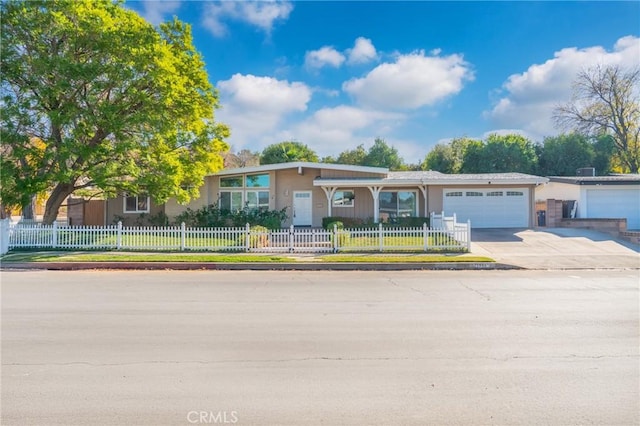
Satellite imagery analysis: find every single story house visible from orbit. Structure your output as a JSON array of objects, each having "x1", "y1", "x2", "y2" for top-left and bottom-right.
[
  {"x1": 156, "y1": 162, "x2": 548, "y2": 228},
  {"x1": 535, "y1": 174, "x2": 640, "y2": 230}
]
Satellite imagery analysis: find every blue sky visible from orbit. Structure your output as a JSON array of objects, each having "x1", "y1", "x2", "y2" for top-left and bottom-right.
[{"x1": 128, "y1": 1, "x2": 640, "y2": 162}]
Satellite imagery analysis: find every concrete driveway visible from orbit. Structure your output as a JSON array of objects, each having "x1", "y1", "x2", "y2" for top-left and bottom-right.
[{"x1": 471, "y1": 227, "x2": 640, "y2": 269}]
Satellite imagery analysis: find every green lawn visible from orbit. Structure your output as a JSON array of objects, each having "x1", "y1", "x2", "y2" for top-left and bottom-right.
[{"x1": 0, "y1": 252, "x2": 289, "y2": 263}]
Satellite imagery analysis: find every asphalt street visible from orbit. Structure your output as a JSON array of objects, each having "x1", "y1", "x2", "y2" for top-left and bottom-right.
[{"x1": 1, "y1": 270, "x2": 639, "y2": 425}]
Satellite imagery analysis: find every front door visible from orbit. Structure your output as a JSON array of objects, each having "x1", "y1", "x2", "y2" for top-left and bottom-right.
[{"x1": 293, "y1": 191, "x2": 313, "y2": 226}]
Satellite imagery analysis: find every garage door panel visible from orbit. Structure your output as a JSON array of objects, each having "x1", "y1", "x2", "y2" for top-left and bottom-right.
[
  {"x1": 587, "y1": 189, "x2": 640, "y2": 230},
  {"x1": 443, "y1": 188, "x2": 529, "y2": 228}
]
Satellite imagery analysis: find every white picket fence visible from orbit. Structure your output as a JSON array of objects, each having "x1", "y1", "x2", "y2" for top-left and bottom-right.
[{"x1": 0, "y1": 215, "x2": 470, "y2": 255}]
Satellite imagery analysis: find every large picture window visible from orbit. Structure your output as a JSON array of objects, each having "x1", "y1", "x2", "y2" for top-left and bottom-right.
[
  {"x1": 333, "y1": 190, "x2": 355, "y2": 207},
  {"x1": 379, "y1": 191, "x2": 417, "y2": 219},
  {"x1": 124, "y1": 194, "x2": 149, "y2": 213}
]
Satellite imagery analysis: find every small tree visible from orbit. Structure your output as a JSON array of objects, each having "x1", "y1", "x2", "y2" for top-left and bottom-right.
[{"x1": 554, "y1": 65, "x2": 640, "y2": 173}]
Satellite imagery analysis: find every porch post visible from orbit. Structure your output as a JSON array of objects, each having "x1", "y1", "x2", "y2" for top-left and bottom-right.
[
  {"x1": 419, "y1": 185, "x2": 428, "y2": 217},
  {"x1": 321, "y1": 186, "x2": 337, "y2": 217},
  {"x1": 367, "y1": 186, "x2": 383, "y2": 223}
]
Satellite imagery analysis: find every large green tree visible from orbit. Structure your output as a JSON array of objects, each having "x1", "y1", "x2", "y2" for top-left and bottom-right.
[
  {"x1": 1, "y1": 0, "x2": 229, "y2": 224},
  {"x1": 536, "y1": 133, "x2": 595, "y2": 176},
  {"x1": 554, "y1": 65, "x2": 640, "y2": 173},
  {"x1": 422, "y1": 137, "x2": 478, "y2": 173},
  {"x1": 335, "y1": 144, "x2": 367, "y2": 166},
  {"x1": 259, "y1": 141, "x2": 319, "y2": 165},
  {"x1": 461, "y1": 134, "x2": 537, "y2": 173},
  {"x1": 363, "y1": 138, "x2": 404, "y2": 169}
]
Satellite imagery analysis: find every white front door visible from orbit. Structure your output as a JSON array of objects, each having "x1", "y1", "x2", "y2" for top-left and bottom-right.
[{"x1": 293, "y1": 191, "x2": 313, "y2": 226}]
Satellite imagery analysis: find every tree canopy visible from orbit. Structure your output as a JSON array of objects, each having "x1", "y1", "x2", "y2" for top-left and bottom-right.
[
  {"x1": 1, "y1": 0, "x2": 229, "y2": 223},
  {"x1": 536, "y1": 134, "x2": 595, "y2": 176},
  {"x1": 330, "y1": 138, "x2": 405, "y2": 170},
  {"x1": 554, "y1": 65, "x2": 640, "y2": 173},
  {"x1": 259, "y1": 141, "x2": 319, "y2": 165},
  {"x1": 422, "y1": 137, "x2": 477, "y2": 173}
]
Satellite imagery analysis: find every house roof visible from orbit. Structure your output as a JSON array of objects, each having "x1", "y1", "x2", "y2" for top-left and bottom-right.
[
  {"x1": 314, "y1": 172, "x2": 548, "y2": 187},
  {"x1": 548, "y1": 174, "x2": 640, "y2": 185},
  {"x1": 213, "y1": 161, "x2": 388, "y2": 176}
]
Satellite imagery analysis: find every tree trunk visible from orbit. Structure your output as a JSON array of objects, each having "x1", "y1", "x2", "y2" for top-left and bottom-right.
[
  {"x1": 21, "y1": 195, "x2": 36, "y2": 220},
  {"x1": 42, "y1": 183, "x2": 74, "y2": 225}
]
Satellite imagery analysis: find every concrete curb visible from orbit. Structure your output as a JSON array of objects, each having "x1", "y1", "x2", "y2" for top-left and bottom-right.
[{"x1": 0, "y1": 261, "x2": 522, "y2": 271}]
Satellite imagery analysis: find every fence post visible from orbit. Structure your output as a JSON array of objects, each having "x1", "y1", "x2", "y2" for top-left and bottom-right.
[
  {"x1": 52, "y1": 221, "x2": 58, "y2": 248},
  {"x1": 423, "y1": 222, "x2": 428, "y2": 252},
  {"x1": 467, "y1": 219, "x2": 471, "y2": 251},
  {"x1": 0, "y1": 219, "x2": 9, "y2": 255},
  {"x1": 181, "y1": 222, "x2": 186, "y2": 251},
  {"x1": 379, "y1": 222, "x2": 384, "y2": 252},
  {"x1": 289, "y1": 224, "x2": 294, "y2": 253},
  {"x1": 116, "y1": 221, "x2": 122, "y2": 250},
  {"x1": 245, "y1": 223, "x2": 251, "y2": 252}
]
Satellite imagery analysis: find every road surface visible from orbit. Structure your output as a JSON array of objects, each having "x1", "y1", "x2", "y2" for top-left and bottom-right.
[{"x1": 2, "y1": 270, "x2": 638, "y2": 425}]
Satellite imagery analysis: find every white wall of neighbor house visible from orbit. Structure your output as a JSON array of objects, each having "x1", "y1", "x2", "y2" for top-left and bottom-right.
[{"x1": 535, "y1": 182, "x2": 581, "y2": 202}]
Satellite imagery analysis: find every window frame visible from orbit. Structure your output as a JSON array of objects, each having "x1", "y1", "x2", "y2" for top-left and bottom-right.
[
  {"x1": 123, "y1": 194, "x2": 150, "y2": 214},
  {"x1": 379, "y1": 190, "x2": 418, "y2": 218},
  {"x1": 333, "y1": 190, "x2": 355, "y2": 208},
  {"x1": 218, "y1": 190, "x2": 244, "y2": 212},
  {"x1": 245, "y1": 190, "x2": 270, "y2": 210}
]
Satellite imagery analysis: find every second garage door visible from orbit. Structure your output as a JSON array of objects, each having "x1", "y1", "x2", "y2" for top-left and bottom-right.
[
  {"x1": 443, "y1": 188, "x2": 529, "y2": 228},
  {"x1": 586, "y1": 188, "x2": 640, "y2": 230}
]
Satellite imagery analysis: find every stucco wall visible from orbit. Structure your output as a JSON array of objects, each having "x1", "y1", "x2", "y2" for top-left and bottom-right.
[{"x1": 535, "y1": 182, "x2": 581, "y2": 202}]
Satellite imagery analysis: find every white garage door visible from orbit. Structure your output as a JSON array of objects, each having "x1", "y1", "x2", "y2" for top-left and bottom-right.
[
  {"x1": 443, "y1": 188, "x2": 529, "y2": 228},
  {"x1": 586, "y1": 189, "x2": 640, "y2": 230}
]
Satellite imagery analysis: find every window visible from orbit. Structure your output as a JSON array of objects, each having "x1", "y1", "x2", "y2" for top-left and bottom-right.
[
  {"x1": 446, "y1": 191, "x2": 463, "y2": 197},
  {"x1": 379, "y1": 191, "x2": 417, "y2": 218},
  {"x1": 245, "y1": 173, "x2": 270, "y2": 188},
  {"x1": 220, "y1": 176, "x2": 243, "y2": 188},
  {"x1": 333, "y1": 190, "x2": 355, "y2": 207},
  {"x1": 507, "y1": 191, "x2": 524, "y2": 196},
  {"x1": 466, "y1": 191, "x2": 483, "y2": 197},
  {"x1": 246, "y1": 190, "x2": 270, "y2": 210},
  {"x1": 124, "y1": 194, "x2": 150, "y2": 213},
  {"x1": 219, "y1": 191, "x2": 243, "y2": 211},
  {"x1": 487, "y1": 191, "x2": 503, "y2": 197}
]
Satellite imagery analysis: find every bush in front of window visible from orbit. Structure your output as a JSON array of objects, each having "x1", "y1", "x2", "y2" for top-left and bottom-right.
[{"x1": 173, "y1": 204, "x2": 287, "y2": 229}]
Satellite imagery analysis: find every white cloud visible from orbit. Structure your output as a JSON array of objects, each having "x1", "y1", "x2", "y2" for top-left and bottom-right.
[
  {"x1": 216, "y1": 74, "x2": 311, "y2": 150},
  {"x1": 347, "y1": 37, "x2": 377, "y2": 64},
  {"x1": 202, "y1": 1, "x2": 293, "y2": 37},
  {"x1": 279, "y1": 106, "x2": 405, "y2": 156},
  {"x1": 343, "y1": 50, "x2": 474, "y2": 109},
  {"x1": 304, "y1": 46, "x2": 346, "y2": 69},
  {"x1": 139, "y1": 1, "x2": 181, "y2": 25},
  {"x1": 486, "y1": 35, "x2": 640, "y2": 139}
]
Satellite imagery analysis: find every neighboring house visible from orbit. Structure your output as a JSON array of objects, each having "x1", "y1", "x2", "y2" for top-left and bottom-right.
[
  {"x1": 163, "y1": 162, "x2": 547, "y2": 228},
  {"x1": 535, "y1": 174, "x2": 640, "y2": 230}
]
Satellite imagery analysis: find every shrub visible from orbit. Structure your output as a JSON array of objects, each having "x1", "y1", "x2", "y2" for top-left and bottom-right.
[
  {"x1": 173, "y1": 204, "x2": 287, "y2": 229},
  {"x1": 383, "y1": 216, "x2": 429, "y2": 228},
  {"x1": 247, "y1": 225, "x2": 269, "y2": 249},
  {"x1": 325, "y1": 220, "x2": 350, "y2": 247},
  {"x1": 322, "y1": 216, "x2": 369, "y2": 229}
]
